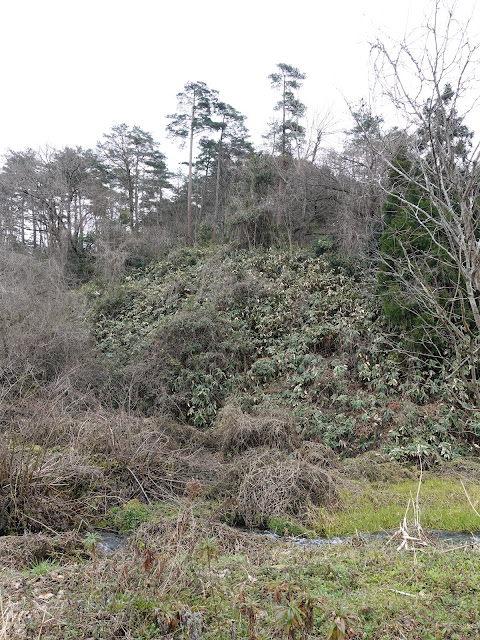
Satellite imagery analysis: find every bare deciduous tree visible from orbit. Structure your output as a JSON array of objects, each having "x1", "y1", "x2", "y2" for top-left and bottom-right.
[{"x1": 369, "y1": 0, "x2": 480, "y2": 404}]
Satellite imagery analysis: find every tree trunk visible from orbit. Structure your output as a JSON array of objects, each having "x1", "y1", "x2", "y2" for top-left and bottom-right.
[
  {"x1": 277, "y1": 75, "x2": 287, "y2": 226},
  {"x1": 213, "y1": 115, "x2": 226, "y2": 239},
  {"x1": 187, "y1": 98, "x2": 195, "y2": 247}
]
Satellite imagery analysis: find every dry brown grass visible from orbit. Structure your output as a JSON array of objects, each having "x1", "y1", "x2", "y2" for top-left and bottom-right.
[
  {"x1": 0, "y1": 395, "x2": 223, "y2": 534},
  {"x1": 0, "y1": 509, "x2": 276, "y2": 640},
  {"x1": 339, "y1": 451, "x2": 416, "y2": 483},
  {"x1": 128, "y1": 510, "x2": 257, "y2": 559},
  {"x1": 214, "y1": 404, "x2": 300, "y2": 456},
  {"x1": 0, "y1": 435, "x2": 104, "y2": 534},
  {"x1": 0, "y1": 595, "x2": 19, "y2": 640},
  {"x1": 225, "y1": 447, "x2": 338, "y2": 528},
  {"x1": 294, "y1": 441, "x2": 338, "y2": 468},
  {"x1": 0, "y1": 531, "x2": 82, "y2": 569},
  {"x1": 72, "y1": 410, "x2": 213, "y2": 458},
  {"x1": 72, "y1": 409, "x2": 221, "y2": 502},
  {"x1": 0, "y1": 387, "x2": 339, "y2": 540}
]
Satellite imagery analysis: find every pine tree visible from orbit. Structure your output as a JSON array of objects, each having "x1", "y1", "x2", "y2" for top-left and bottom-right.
[
  {"x1": 167, "y1": 81, "x2": 219, "y2": 245},
  {"x1": 268, "y1": 63, "x2": 306, "y2": 224},
  {"x1": 96, "y1": 124, "x2": 168, "y2": 231}
]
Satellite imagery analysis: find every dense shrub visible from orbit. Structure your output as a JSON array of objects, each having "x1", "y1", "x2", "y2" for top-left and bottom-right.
[
  {"x1": 126, "y1": 308, "x2": 244, "y2": 425},
  {"x1": 0, "y1": 249, "x2": 93, "y2": 389},
  {"x1": 89, "y1": 244, "x2": 478, "y2": 455}
]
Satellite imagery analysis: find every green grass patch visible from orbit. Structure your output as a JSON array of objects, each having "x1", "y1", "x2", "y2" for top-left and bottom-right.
[
  {"x1": 104, "y1": 499, "x2": 151, "y2": 532},
  {"x1": 316, "y1": 475, "x2": 480, "y2": 536},
  {"x1": 23, "y1": 558, "x2": 62, "y2": 577},
  {"x1": 267, "y1": 516, "x2": 311, "y2": 537}
]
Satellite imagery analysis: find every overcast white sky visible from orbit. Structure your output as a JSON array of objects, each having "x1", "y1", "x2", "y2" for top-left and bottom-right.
[{"x1": 1, "y1": 0, "x2": 478, "y2": 172}]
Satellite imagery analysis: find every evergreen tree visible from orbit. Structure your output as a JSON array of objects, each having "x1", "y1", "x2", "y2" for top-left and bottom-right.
[
  {"x1": 166, "y1": 81, "x2": 219, "y2": 245},
  {"x1": 268, "y1": 63, "x2": 306, "y2": 224},
  {"x1": 268, "y1": 63, "x2": 307, "y2": 160},
  {"x1": 197, "y1": 101, "x2": 253, "y2": 235},
  {"x1": 96, "y1": 124, "x2": 168, "y2": 231}
]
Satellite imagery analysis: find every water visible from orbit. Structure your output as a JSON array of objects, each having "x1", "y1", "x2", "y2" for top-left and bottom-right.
[
  {"x1": 260, "y1": 529, "x2": 480, "y2": 548},
  {"x1": 429, "y1": 530, "x2": 480, "y2": 545},
  {"x1": 93, "y1": 528, "x2": 480, "y2": 555},
  {"x1": 96, "y1": 531, "x2": 126, "y2": 555}
]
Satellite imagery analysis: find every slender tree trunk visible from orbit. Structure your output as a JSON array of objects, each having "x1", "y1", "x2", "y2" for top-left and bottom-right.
[
  {"x1": 187, "y1": 98, "x2": 195, "y2": 247},
  {"x1": 74, "y1": 193, "x2": 80, "y2": 245},
  {"x1": 32, "y1": 203, "x2": 37, "y2": 249},
  {"x1": 66, "y1": 191, "x2": 72, "y2": 245},
  {"x1": 201, "y1": 153, "x2": 211, "y2": 210},
  {"x1": 277, "y1": 76, "x2": 287, "y2": 226},
  {"x1": 213, "y1": 120, "x2": 225, "y2": 238},
  {"x1": 20, "y1": 198, "x2": 25, "y2": 246},
  {"x1": 281, "y1": 76, "x2": 286, "y2": 169},
  {"x1": 125, "y1": 162, "x2": 135, "y2": 231},
  {"x1": 134, "y1": 156, "x2": 140, "y2": 231}
]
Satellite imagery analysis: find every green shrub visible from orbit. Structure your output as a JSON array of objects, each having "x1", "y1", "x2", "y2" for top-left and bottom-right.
[
  {"x1": 88, "y1": 243, "x2": 476, "y2": 451},
  {"x1": 315, "y1": 235, "x2": 335, "y2": 255},
  {"x1": 106, "y1": 499, "x2": 150, "y2": 532}
]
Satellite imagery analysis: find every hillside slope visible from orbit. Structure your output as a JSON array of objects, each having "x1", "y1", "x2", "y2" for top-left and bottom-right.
[{"x1": 89, "y1": 244, "x2": 476, "y2": 461}]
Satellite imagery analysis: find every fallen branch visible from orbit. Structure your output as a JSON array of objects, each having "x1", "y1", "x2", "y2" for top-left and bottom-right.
[
  {"x1": 388, "y1": 588, "x2": 423, "y2": 598},
  {"x1": 388, "y1": 455, "x2": 429, "y2": 554}
]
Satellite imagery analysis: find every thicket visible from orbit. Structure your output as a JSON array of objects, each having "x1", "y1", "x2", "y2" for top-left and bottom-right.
[
  {"x1": 2, "y1": 11, "x2": 480, "y2": 638},
  {"x1": 2, "y1": 11, "x2": 480, "y2": 528},
  {"x1": 0, "y1": 247, "x2": 95, "y2": 394},
  {"x1": 0, "y1": 238, "x2": 480, "y2": 540},
  {"x1": 88, "y1": 244, "x2": 479, "y2": 462}
]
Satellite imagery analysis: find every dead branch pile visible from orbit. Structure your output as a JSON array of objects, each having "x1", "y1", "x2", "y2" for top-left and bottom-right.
[
  {"x1": 0, "y1": 400, "x2": 225, "y2": 534},
  {"x1": 293, "y1": 441, "x2": 338, "y2": 468},
  {"x1": 225, "y1": 447, "x2": 338, "y2": 527},
  {"x1": 74, "y1": 410, "x2": 221, "y2": 501},
  {"x1": 215, "y1": 405, "x2": 300, "y2": 456}
]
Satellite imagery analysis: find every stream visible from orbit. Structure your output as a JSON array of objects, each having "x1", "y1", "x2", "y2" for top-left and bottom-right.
[
  {"x1": 95, "y1": 528, "x2": 480, "y2": 555},
  {"x1": 261, "y1": 529, "x2": 480, "y2": 548}
]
